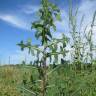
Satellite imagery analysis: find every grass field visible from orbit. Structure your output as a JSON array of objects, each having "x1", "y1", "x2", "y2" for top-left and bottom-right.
[{"x1": 0, "y1": 64, "x2": 96, "y2": 96}]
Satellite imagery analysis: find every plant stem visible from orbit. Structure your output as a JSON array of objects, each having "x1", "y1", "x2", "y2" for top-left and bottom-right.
[{"x1": 40, "y1": 46, "x2": 47, "y2": 96}]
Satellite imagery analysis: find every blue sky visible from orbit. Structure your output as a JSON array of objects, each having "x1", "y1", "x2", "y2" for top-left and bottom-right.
[{"x1": 0, "y1": 0, "x2": 96, "y2": 64}]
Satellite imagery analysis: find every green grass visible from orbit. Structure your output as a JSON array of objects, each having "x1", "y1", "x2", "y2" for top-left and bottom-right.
[
  {"x1": 0, "y1": 65, "x2": 34, "y2": 96},
  {"x1": 0, "y1": 64, "x2": 96, "y2": 96}
]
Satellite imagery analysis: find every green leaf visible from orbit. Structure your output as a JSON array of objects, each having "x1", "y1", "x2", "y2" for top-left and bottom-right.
[
  {"x1": 46, "y1": 29, "x2": 52, "y2": 38},
  {"x1": 52, "y1": 24, "x2": 56, "y2": 31},
  {"x1": 54, "y1": 54, "x2": 58, "y2": 63},
  {"x1": 63, "y1": 43, "x2": 66, "y2": 48},
  {"x1": 32, "y1": 23, "x2": 43, "y2": 29},
  {"x1": 17, "y1": 41, "x2": 25, "y2": 51},
  {"x1": 35, "y1": 31, "x2": 42, "y2": 39},
  {"x1": 60, "y1": 46, "x2": 63, "y2": 52},
  {"x1": 55, "y1": 13, "x2": 61, "y2": 21}
]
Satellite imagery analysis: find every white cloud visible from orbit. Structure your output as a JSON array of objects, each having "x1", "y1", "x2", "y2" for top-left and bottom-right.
[
  {"x1": 78, "y1": 0, "x2": 96, "y2": 25},
  {"x1": 20, "y1": 5, "x2": 40, "y2": 14},
  {"x1": 55, "y1": 0, "x2": 96, "y2": 36},
  {"x1": 0, "y1": 14, "x2": 31, "y2": 30},
  {"x1": 79, "y1": 0, "x2": 96, "y2": 14},
  {"x1": 0, "y1": 5, "x2": 40, "y2": 30}
]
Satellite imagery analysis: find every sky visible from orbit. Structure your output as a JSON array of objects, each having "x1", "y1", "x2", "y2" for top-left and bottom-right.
[{"x1": 0, "y1": 0, "x2": 96, "y2": 64}]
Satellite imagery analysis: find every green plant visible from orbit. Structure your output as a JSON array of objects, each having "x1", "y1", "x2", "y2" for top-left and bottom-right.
[
  {"x1": 84, "y1": 11, "x2": 96, "y2": 65},
  {"x1": 68, "y1": 1, "x2": 84, "y2": 70},
  {"x1": 68, "y1": 1, "x2": 96, "y2": 71},
  {"x1": 18, "y1": 0, "x2": 68, "y2": 96}
]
